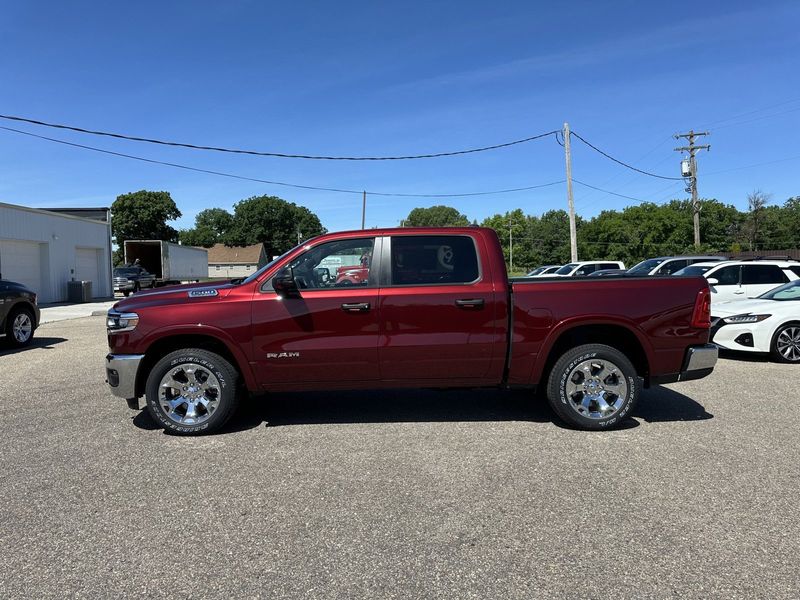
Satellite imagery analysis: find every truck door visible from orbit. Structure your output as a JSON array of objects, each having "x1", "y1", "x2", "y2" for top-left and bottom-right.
[
  {"x1": 377, "y1": 234, "x2": 502, "y2": 382},
  {"x1": 250, "y1": 237, "x2": 380, "y2": 385}
]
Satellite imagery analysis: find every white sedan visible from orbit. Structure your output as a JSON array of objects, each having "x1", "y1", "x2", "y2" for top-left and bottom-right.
[{"x1": 710, "y1": 279, "x2": 800, "y2": 363}]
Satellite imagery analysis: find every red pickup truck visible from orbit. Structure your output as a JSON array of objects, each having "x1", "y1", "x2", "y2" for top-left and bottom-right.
[{"x1": 105, "y1": 227, "x2": 717, "y2": 435}]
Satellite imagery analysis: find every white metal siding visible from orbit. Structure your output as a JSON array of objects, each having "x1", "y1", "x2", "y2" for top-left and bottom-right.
[
  {"x1": 0, "y1": 202, "x2": 112, "y2": 303},
  {"x1": 0, "y1": 239, "x2": 44, "y2": 294},
  {"x1": 164, "y1": 242, "x2": 208, "y2": 280},
  {"x1": 75, "y1": 247, "x2": 101, "y2": 296}
]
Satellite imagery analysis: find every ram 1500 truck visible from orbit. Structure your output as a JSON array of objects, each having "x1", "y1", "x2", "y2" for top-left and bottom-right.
[{"x1": 105, "y1": 227, "x2": 717, "y2": 434}]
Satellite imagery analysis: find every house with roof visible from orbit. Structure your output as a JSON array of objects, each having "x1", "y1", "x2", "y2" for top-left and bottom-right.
[{"x1": 206, "y1": 243, "x2": 268, "y2": 278}]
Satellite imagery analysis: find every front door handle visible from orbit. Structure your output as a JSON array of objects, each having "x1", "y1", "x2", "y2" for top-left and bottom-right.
[
  {"x1": 341, "y1": 302, "x2": 371, "y2": 313},
  {"x1": 455, "y1": 298, "x2": 485, "y2": 308},
  {"x1": 733, "y1": 290, "x2": 745, "y2": 295}
]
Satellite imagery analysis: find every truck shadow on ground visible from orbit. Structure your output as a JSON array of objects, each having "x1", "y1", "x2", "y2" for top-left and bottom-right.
[
  {"x1": 133, "y1": 385, "x2": 713, "y2": 434},
  {"x1": 0, "y1": 336, "x2": 67, "y2": 356}
]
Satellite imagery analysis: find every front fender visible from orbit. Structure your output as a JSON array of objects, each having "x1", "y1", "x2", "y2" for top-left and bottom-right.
[{"x1": 137, "y1": 323, "x2": 258, "y2": 392}]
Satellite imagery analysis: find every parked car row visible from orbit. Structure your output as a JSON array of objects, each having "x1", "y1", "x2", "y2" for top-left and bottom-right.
[{"x1": 524, "y1": 255, "x2": 800, "y2": 363}]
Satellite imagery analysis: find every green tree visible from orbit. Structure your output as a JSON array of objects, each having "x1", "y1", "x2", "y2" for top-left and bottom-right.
[
  {"x1": 179, "y1": 208, "x2": 234, "y2": 248},
  {"x1": 742, "y1": 190, "x2": 771, "y2": 251},
  {"x1": 224, "y1": 195, "x2": 325, "y2": 256},
  {"x1": 111, "y1": 190, "x2": 181, "y2": 265},
  {"x1": 405, "y1": 205, "x2": 470, "y2": 227}
]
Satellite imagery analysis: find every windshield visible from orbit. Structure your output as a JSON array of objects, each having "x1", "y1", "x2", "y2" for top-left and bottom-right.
[
  {"x1": 555, "y1": 263, "x2": 578, "y2": 275},
  {"x1": 627, "y1": 258, "x2": 665, "y2": 274},
  {"x1": 239, "y1": 243, "x2": 303, "y2": 285},
  {"x1": 527, "y1": 267, "x2": 545, "y2": 276},
  {"x1": 758, "y1": 279, "x2": 800, "y2": 301},
  {"x1": 114, "y1": 268, "x2": 139, "y2": 276},
  {"x1": 673, "y1": 265, "x2": 713, "y2": 276}
]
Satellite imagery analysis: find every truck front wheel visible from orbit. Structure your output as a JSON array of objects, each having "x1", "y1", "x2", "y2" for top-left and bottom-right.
[
  {"x1": 546, "y1": 343, "x2": 640, "y2": 430},
  {"x1": 145, "y1": 348, "x2": 240, "y2": 435}
]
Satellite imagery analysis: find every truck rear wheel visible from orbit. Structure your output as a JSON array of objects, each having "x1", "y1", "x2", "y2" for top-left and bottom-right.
[
  {"x1": 546, "y1": 343, "x2": 640, "y2": 430},
  {"x1": 145, "y1": 348, "x2": 240, "y2": 435}
]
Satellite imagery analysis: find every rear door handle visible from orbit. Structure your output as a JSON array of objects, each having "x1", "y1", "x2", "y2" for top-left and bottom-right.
[
  {"x1": 455, "y1": 298, "x2": 485, "y2": 308},
  {"x1": 341, "y1": 302, "x2": 371, "y2": 313}
]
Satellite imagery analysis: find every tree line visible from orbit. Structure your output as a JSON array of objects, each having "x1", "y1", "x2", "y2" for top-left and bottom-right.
[
  {"x1": 110, "y1": 190, "x2": 325, "y2": 265},
  {"x1": 110, "y1": 188, "x2": 799, "y2": 272},
  {"x1": 404, "y1": 192, "x2": 800, "y2": 270}
]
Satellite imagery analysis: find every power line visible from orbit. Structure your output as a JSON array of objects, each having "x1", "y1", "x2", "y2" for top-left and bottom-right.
[
  {"x1": 0, "y1": 113, "x2": 558, "y2": 161},
  {"x1": 572, "y1": 179, "x2": 655, "y2": 203},
  {"x1": 569, "y1": 131, "x2": 683, "y2": 180},
  {"x1": 0, "y1": 125, "x2": 564, "y2": 199},
  {"x1": 700, "y1": 97, "x2": 800, "y2": 128}
]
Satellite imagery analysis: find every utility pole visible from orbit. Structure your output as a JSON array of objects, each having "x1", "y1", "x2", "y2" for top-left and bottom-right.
[
  {"x1": 563, "y1": 122, "x2": 578, "y2": 262},
  {"x1": 361, "y1": 191, "x2": 367, "y2": 229},
  {"x1": 674, "y1": 130, "x2": 711, "y2": 247}
]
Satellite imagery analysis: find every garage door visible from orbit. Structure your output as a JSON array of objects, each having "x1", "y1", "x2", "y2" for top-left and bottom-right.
[
  {"x1": 75, "y1": 247, "x2": 100, "y2": 296},
  {"x1": 0, "y1": 239, "x2": 43, "y2": 295}
]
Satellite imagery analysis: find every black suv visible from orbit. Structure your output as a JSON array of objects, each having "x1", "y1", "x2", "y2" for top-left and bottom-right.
[
  {"x1": 0, "y1": 278, "x2": 40, "y2": 347},
  {"x1": 113, "y1": 266, "x2": 156, "y2": 296}
]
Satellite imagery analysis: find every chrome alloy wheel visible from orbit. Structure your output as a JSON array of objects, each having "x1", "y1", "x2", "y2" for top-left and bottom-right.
[
  {"x1": 564, "y1": 358, "x2": 628, "y2": 420},
  {"x1": 776, "y1": 326, "x2": 800, "y2": 362},
  {"x1": 12, "y1": 312, "x2": 33, "y2": 343},
  {"x1": 158, "y1": 364, "x2": 221, "y2": 425}
]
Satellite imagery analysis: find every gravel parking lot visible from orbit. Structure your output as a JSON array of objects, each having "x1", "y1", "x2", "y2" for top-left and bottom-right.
[{"x1": 1, "y1": 316, "x2": 798, "y2": 599}]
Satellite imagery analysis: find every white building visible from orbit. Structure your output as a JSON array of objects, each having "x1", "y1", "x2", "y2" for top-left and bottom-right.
[{"x1": 0, "y1": 202, "x2": 113, "y2": 303}]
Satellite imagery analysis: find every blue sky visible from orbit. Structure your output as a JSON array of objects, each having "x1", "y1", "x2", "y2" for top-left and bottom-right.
[{"x1": 1, "y1": 0, "x2": 799, "y2": 233}]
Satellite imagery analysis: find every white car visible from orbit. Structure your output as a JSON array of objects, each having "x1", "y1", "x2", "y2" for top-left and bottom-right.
[
  {"x1": 627, "y1": 255, "x2": 726, "y2": 276},
  {"x1": 526, "y1": 265, "x2": 561, "y2": 277},
  {"x1": 710, "y1": 279, "x2": 800, "y2": 362},
  {"x1": 552, "y1": 261, "x2": 625, "y2": 277},
  {"x1": 681, "y1": 260, "x2": 800, "y2": 305}
]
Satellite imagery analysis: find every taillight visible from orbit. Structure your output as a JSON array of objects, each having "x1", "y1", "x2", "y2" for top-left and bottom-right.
[{"x1": 691, "y1": 287, "x2": 711, "y2": 328}]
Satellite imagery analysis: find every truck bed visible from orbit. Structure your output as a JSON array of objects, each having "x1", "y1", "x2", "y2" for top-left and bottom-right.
[{"x1": 507, "y1": 275, "x2": 710, "y2": 386}]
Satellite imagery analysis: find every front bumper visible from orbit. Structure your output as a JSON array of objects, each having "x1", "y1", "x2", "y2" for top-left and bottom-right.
[
  {"x1": 105, "y1": 353, "x2": 144, "y2": 400},
  {"x1": 710, "y1": 317, "x2": 772, "y2": 353},
  {"x1": 651, "y1": 343, "x2": 718, "y2": 385}
]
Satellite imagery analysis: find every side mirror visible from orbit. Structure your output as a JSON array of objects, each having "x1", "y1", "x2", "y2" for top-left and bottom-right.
[
  {"x1": 273, "y1": 267, "x2": 300, "y2": 298},
  {"x1": 706, "y1": 278, "x2": 719, "y2": 286}
]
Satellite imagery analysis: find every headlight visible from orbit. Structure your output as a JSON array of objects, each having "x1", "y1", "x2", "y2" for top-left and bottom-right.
[
  {"x1": 723, "y1": 314, "x2": 771, "y2": 324},
  {"x1": 107, "y1": 311, "x2": 139, "y2": 333}
]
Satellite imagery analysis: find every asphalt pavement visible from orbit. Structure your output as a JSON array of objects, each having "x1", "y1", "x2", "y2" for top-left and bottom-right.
[{"x1": 0, "y1": 317, "x2": 797, "y2": 599}]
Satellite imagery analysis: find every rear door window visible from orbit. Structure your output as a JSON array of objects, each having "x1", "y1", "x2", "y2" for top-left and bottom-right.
[
  {"x1": 712, "y1": 265, "x2": 740, "y2": 285},
  {"x1": 600, "y1": 262, "x2": 621, "y2": 270},
  {"x1": 657, "y1": 259, "x2": 688, "y2": 275},
  {"x1": 390, "y1": 235, "x2": 479, "y2": 285},
  {"x1": 741, "y1": 265, "x2": 789, "y2": 285}
]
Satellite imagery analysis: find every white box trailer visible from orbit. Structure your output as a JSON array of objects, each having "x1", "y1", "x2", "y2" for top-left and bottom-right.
[{"x1": 123, "y1": 240, "x2": 207, "y2": 285}]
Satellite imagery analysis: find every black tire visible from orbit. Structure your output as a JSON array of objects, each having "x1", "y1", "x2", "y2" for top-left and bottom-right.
[
  {"x1": 133, "y1": 282, "x2": 140, "y2": 294},
  {"x1": 770, "y1": 323, "x2": 800, "y2": 363},
  {"x1": 145, "y1": 348, "x2": 240, "y2": 435},
  {"x1": 546, "y1": 343, "x2": 640, "y2": 430},
  {"x1": 4, "y1": 305, "x2": 35, "y2": 348},
  {"x1": 122, "y1": 290, "x2": 131, "y2": 297}
]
